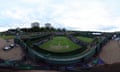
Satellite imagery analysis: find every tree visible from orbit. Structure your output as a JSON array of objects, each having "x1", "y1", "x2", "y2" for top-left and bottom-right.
[
  {"x1": 62, "y1": 28, "x2": 66, "y2": 32},
  {"x1": 57, "y1": 28, "x2": 62, "y2": 32}
]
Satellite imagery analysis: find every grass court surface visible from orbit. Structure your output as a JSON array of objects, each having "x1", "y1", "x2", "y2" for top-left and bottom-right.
[
  {"x1": 0, "y1": 35, "x2": 14, "y2": 39},
  {"x1": 39, "y1": 36, "x2": 80, "y2": 53},
  {"x1": 76, "y1": 36, "x2": 93, "y2": 43}
]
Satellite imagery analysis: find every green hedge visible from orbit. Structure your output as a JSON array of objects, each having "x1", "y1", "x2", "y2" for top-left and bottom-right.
[{"x1": 14, "y1": 34, "x2": 112, "y2": 64}]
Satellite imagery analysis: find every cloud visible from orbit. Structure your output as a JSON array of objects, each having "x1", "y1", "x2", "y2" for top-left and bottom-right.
[
  {"x1": 50, "y1": 0, "x2": 113, "y2": 31},
  {"x1": 51, "y1": 0, "x2": 120, "y2": 32},
  {"x1": 0, "y1": 0, "x2": 120, "y2": 32},
  {"x1": 0, "y1": 27, "x2": 10, "y2": 32}
]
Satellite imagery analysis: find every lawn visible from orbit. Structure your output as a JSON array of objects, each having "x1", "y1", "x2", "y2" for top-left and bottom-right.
[
  {"x1": 39, "y1": 36, "x2": 81, "y2": 53},
  {"x1": 76, "y1": 36, "x2": 93, "y2": 43},
  {"x1": 0, "y1": 35, "x2": 15, "y2": 39}
]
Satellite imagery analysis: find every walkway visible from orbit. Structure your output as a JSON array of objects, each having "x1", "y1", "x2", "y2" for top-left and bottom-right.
[
  {"x1": 99, "y1": 40, "x2": 120, "y2": 64},
  {"x1": 0, "y1": 39, "x2": 24, "y2": 60}
]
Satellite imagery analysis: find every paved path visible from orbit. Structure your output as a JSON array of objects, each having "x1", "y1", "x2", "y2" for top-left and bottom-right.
[
  {"x1": 0, "y1": 39, "x2": 24, "y2": 60},
  {"x1": 99, "y1": 40, "x2": 120, "y2": 64}
]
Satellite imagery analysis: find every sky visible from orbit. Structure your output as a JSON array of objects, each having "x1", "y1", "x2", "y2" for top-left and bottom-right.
[{"x1": 0, "y1": 0, "x2": 120, "y2": 32}]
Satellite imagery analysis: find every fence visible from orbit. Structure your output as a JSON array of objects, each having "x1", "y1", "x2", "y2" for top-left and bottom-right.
[{"x1": 14, "y1": 34, "x2": 112, "y2": 63}]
